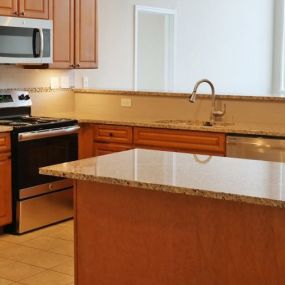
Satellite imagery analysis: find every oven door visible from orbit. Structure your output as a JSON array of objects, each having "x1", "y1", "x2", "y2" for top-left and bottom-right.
[{"x1": 14, "y1": 126, "x2": 79, "y2": 196}]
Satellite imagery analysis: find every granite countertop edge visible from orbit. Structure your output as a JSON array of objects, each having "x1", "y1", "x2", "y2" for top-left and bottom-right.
[
  {"x1": 0, "y1": 126, "x2": 13, "y2": 133},
  {"x1": 39, "y1": 168, "x2": 285, "y2": 209},
  {"x1": 77, "y1": 118, "x2": 285, "y2": 138}
]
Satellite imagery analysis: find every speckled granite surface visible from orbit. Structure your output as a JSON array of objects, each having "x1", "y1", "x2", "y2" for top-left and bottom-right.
[
  {"x1": 74, "y1": 88, "x2": 285, "y2": 102},
  {"x1": 0, "y1": 126, "x2": 12, "y2": 133},
  {"x1": 77, "y1": 118, "x2": 285, "y2": 138},
  {"x1": 40, "y1": 149, "x2": 285, "y2": 208}
]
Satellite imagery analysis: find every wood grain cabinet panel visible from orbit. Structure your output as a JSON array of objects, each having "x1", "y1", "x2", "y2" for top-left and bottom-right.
[
  {"x1": 94, "y1": 125, "x2": 133, "y2": 144},
  {"x1": 75, "y1": 0, "x2": 97, "y2": 68},
  {"x1": 0, "y1": 0, "x2": 18, "y2": 16},
  {"x1": 19, "y1": 0, "x2": 49, "y2": 19},
  {"x1": 50, "y1": 0, "x2": 97, "y2": 69},
  {"x1": 0, "y1": 133, "x2": 12, "y2": 227},
  {"x1": 134, "y1": 127, "x2": 226, "y2": 156},
  {"x1": 94, "y1": 143, "x2": 133, "y2": 157},
  {"x1": 49, "y1": 0, "x2": 74, "y2": 68},
  {"x1": 79, "y1": 123, "x2": 94, "y2": 159}
]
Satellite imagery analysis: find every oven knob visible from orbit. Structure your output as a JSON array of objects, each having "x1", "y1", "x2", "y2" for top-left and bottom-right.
[
  {"x1": 24, "y1": 95, "x2": 30, "y2": 100},
  {"x1": 18, "y1": 94, "x2": 25, "y2": 100}
]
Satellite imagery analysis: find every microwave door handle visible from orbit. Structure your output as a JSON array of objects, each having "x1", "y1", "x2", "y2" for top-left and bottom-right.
[
  {"x1": 32, "y1": 29, "x2": 40, "y2": 58},
  {"x1": 39, "y1": 28, "x2": 44, "y2": 58}
]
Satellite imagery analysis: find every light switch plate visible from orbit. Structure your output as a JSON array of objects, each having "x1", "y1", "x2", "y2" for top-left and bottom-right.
[
  {"x1": 60, "y1": 76, "x2": 70, "y2": 89},
  {"x1": 50, "y1": 77, "x2": 60, "y2": 89},
  {"x1": 121, "y1": 98, "x2": 132, "y2": 107}
]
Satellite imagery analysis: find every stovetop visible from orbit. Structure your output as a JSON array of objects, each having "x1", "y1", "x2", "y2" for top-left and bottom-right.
[
  {"x1": 0, "y1": 116, "x2": 73, "y2": 128},
  {"x1": 0, "y1": 91, "x2": 78, "y2": 132}
]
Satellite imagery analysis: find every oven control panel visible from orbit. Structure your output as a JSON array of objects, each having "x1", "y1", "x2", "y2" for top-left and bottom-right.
[{"x1": 0, "y1": 91, "x2": 32, "y2": 108}]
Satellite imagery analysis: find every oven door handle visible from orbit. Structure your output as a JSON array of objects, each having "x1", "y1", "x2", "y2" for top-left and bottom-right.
[{"x1": 18, "y1": 126, "x2": 80, "y2": 142}]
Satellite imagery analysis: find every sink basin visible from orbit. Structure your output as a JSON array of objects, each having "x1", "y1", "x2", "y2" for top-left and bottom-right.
[{"x1": 154, "y1": 120, "x2": 234, "y2": 127}]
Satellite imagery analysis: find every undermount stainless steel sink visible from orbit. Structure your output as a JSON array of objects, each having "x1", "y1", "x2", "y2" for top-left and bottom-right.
[{"x1": 154, "y1": 120, "x2": 234, "y2": 127}]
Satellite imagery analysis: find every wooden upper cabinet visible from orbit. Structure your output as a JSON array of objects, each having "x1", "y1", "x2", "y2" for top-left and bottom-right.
[
  {"x1": 49, "y1": 0, "x2": 74, "y2": 68},
  {"x1": 0, "y1": 0, "x2": 18, "y2": 16},
  {"x1": 75, "y1": 0, "x2": 97, "y2": 68},
  {"x1": 19, "y1": 0, "x2": 49, "y2": 19},
  {"x1": 50, "y1": 0, "x2": 97, "y2": 69},
  {"x1": 0, "y1": 0, "x2": 49, "y2": 18}
]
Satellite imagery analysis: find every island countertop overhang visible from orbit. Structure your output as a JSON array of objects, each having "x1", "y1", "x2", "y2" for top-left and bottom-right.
[{"x1": 40, "y1": 149, "x2": 285, "y2": 208}]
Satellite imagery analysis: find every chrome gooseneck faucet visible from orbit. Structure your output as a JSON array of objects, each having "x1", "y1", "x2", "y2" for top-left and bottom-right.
[{"x1": 189, "y1": 79, "x2": 226, "y2": 125}]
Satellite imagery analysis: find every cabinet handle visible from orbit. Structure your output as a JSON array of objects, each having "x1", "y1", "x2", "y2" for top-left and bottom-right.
[
  {"x1": 20, "y1": 11, "x2": 25, "y2": 16},
  {"x1": 12, "y1": 11, "x2": 18, "y2": 16},
  {"x1": 70, "y1": 64, "x2": 75, "y2": 68},
  {"x1": 75, "y1": 64, "x2": 80, "y2": 68}
]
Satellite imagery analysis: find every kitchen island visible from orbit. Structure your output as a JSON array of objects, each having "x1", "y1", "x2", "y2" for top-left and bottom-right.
[{"x1": 40, "y1": 149, "x2": 285, "y2": 285}]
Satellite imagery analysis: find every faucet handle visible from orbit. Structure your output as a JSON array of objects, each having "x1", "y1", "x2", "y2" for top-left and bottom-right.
[{"x1": 213, "y1": 104, "x2": 226, "y2": 117}]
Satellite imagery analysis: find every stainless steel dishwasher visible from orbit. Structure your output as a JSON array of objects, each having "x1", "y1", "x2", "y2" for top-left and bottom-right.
[{"x1": 226, "y1": 135, "x2": 285, "y2": 163}]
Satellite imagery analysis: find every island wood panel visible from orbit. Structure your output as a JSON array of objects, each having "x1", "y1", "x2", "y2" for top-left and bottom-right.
[
  {"x1": 75, "y1": 0, "x2": 97, "y2": 68},
  {"x1": 134, "y1": 127, "x2": 226, "y2": 156},
  {"x1": 74, "y1": 180, "x2": 285, "y2": 285},
  {"x1": 0, "y1": 0, "x2": 18, "y2": 16},
  {"x1": 94, "y1": 142, "x2": 133, "y2": 157},
  {"x1": 94, "y1": 125, "x2": 133, "y2": 144},
  {"x1": 19, "y1": 0, "x2": 49, "y2": 19},
  {"x1": 79, "y1": 124, "x2": 94, "y2": 159},
  {"x1": 49, "y1": 0, "x2": 74, "y2": 68}
]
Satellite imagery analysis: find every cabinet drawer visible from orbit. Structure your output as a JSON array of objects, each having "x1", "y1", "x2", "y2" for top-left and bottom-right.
[
  {"x1": 0, "y1": 133, "x2": 11, "y2": 153},
  {"x1": 94, "y1": 143, "x2": 133, "y2": 157},
  {"x1": 94, "y1": 125, "x2": 133, "y2": 144},
  {"x1": 134, "y1": 128, "x2": 225, "y2": 155}
]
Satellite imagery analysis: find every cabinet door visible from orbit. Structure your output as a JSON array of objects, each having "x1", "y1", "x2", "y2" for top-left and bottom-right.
[
  {"x1": 75, "y1": 0, "x2": 97, "y2": 68},
  {"x1": 134, "y1": 128, "x2": 226, "y2": 156},
  {"x1": 94, "y1": 143, "x2": 133, "y2": 157},
  {"x1": 49, "y1": 0, "x2": 74, "y2": 68},
  {"x1": 0, "y1": 154, "x2": 12, "y2": 226},
  {"x1": 19, "y1": 0, "x2": 49, "y2": 19},
  {"x1": 0, "y1": 0, "x2": 18, "y2": 16}
]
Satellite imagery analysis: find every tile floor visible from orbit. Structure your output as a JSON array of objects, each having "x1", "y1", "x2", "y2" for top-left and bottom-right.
[{"x1": 0, "y1": 220, "x2": 74, "y2": 285}]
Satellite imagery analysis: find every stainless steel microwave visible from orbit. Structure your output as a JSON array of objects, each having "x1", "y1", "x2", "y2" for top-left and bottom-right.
[{"x1": 0, "y1": 16, "x2": 53, "y2": 64}]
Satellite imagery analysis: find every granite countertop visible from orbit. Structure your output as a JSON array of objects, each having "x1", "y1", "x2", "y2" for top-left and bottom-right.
[
  {"x1": 40, "y1": 149, "x2": 285, "y2": 208},
  {"x1": 0, "y1": 126, "x2": 12, "y2": 133},
  {"x1": 78, "y1": 118, "x2": 285, "y2": 137}
]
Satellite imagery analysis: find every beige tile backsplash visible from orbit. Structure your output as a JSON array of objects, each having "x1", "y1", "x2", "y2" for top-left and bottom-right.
[{"x1": 30, "y1": 89, "x2": 285, "y2": 125}]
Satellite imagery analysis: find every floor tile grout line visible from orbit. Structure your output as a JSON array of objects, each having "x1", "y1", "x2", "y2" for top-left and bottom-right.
[{"x1": 17, "y1": 269, "x2": 74, "y2": 284}]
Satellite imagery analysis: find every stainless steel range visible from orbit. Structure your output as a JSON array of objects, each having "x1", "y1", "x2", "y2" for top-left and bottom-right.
[{"x1": 0, "y1": 91, "x2": 79, "y2": 234}]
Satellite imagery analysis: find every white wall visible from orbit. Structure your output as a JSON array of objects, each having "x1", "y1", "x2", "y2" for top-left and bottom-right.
[
  {"x1": 74, "y1": 0, "x2": 274, "y2": 96},
  {"x1": 0, "y1": 0, "x2": 274, "y2": 96}
]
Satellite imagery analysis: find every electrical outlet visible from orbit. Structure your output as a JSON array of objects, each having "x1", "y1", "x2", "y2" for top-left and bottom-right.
[
  {"x1": 82, "y1": 76, "x2": 89, "y2": 88},
  {"x1": 50, "y1": 77, "x2": 60, "y2": 89},
  {"x1": 121, "y1": 98, "x2": 132, "y2": 107}
]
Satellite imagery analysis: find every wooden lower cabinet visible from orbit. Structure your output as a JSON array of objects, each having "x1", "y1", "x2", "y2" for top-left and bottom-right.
[
  {"x1": 94, "y1": 143, "x2": 132, "y2": 157},
  {"x1": 0, "y1": 133, "x2": 12, "y2": 227},
  {"x1": 79, "y1": 123, "x2": 226, "y2": 158},
  {"x1": 134, "y1": 127, "x2": 226, "y2": 156},
  {"x1": 78, "y1": 124, "x2": 94, "y2": 159}
]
